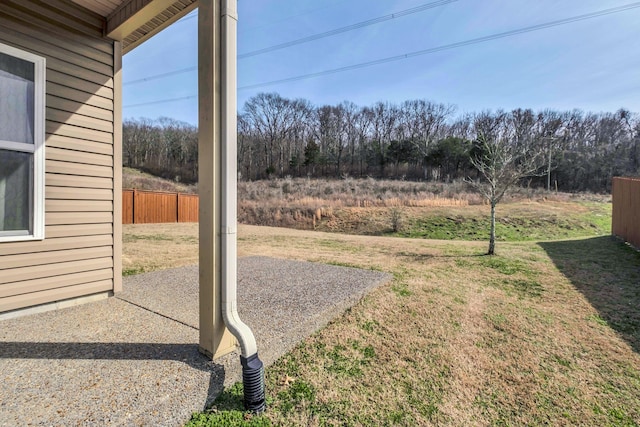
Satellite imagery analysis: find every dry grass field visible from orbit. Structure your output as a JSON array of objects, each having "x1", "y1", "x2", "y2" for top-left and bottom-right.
[
  {"x1": 123, "y1": 169, "x2": 609, "y2": 238},
  {"x1": 236, "y1": 178, "x2": 610, "y2": 236},
  {"x1": 124, "y1": 213, "x2": 640, "y2": 426},
  {"x1": 123, "y1": 167, "x2": 197, "y2": 193}
]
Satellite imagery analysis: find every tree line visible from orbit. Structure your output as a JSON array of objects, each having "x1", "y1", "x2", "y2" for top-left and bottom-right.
[
  {"x1": 123, "y1": 117, "x2": 198, "y2": 183},
  {"x1": 123, "y1": 92, "x2": 640, "y2": 192}
]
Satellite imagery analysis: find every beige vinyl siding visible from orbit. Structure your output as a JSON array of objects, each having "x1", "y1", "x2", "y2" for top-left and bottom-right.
[
  {"x1": 0, "y1": 281, "x2": 113, "y2": 313},
  {"x1": 0, "y1": 269, "x2": 113, "y2": 298},
  {"x1": 46, "y1": 187, "x2": 113, "y2": 202},
  {"x1": 47, "y1": 147, "x2": 114, "y2": 167},
  {"x1": 46, "y1": 175, "x2": 113, "y2": 190},
  {"x1": 46, "y1": 200, "x2": 114, "y2": 212},
  {"x1": 45, "y1": 224, "x2": 114, "y2": 239},
  {"x1": 46, "y1": 135, "x2": 114, "y2": 156},
  {"x1": 0, "y1": 0, "x2": 106, "y2": 40},
  {"x1": 46, "y1": 96, "x2": 114, "y2": 123},
  {"x1": 46, "y1": 123, "x2": 113, "y2": 145},
  {"x1": 47, "y1": 80, "x2": 114, "y2": 107},
  {"x1": 1, "y1": 235, "x2": 114, "y2": 256},
  {"x1": 0, "y1": 1, "x2": 118, "y2": 313},
  {"x1": 46, "y1": 162, "x2": 113, "y2": 179}
]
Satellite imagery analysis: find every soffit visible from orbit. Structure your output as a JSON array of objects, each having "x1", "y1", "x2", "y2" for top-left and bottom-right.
[
  {"x1": 70, "y1": 0, "x2": 197, "y2": 53},
  {"x1": 70, "y1": 0, "x2": 125, "y2": 17}
]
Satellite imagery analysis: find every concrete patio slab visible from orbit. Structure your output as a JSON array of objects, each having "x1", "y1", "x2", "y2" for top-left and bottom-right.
[{"x1": 0, "y1": 256, "x2": 390, "y2": 427}]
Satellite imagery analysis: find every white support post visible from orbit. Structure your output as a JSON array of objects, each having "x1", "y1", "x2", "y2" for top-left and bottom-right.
[{"x1": 198, "y1": 0, "x2": 237, "y2": 359}]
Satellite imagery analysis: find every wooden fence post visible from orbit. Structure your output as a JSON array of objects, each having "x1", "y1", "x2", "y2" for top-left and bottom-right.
[
  {"x1": 133, "y1": 189, "x2": 137, "y2": 224},
  {"x1": 177, "y1": 192, "x2": 181, "y2": 223}
]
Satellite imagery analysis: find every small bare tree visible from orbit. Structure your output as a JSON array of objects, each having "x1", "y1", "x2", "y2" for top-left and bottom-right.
[{"x1": 468, "y1": 133, "x2": 545, "y2": 255}]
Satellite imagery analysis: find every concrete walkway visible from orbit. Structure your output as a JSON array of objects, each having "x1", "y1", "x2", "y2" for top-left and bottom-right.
[{"x1": 0, "y1": 256, "x2": 390, "y2": 427}]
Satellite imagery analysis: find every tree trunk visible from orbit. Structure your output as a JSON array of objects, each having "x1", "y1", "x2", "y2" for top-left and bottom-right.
[
  {"x1": 547, "y1": 147, "x2": 552, "y2": 191},
  {"x1": 488, "y1": 201, "x2": 496, "y2": 255}
]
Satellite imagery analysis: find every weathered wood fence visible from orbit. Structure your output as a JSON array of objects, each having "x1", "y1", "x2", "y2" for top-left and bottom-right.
[
  {"x1": 612, "y1": 177, "x2": 640, "y2": 249},
  {"x1": 122, "y1": 189, "x2": 198, "y2": 224}
]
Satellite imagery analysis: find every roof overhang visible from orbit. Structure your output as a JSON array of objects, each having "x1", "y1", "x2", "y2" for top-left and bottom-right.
[{"x1": 71, "y1": 0, "x2": 197, "y2": 54}]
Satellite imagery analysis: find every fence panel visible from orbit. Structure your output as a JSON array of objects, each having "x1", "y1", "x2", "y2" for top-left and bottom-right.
[
  {"x1": 135, "y1": 191, "x2": 178, "y2": 224},
  {"x1": 122, "y1": 190, "x2": 134, "y2": 224},
  {"x1": 122, "y1": 189, "x2": 199, "y2": 224},
  {"x1": 178, "y1": 193, "x2": 199, "y2": 222},
  {"x1": 612, "y1": 177, "x2": 640, "y2": 249}
]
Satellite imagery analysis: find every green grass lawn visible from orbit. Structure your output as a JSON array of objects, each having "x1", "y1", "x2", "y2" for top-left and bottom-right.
[
  {"x1": 123, "y1": 199, "x2": 639, "y2": 427},
  {"x1": 395, "y1": 201, "x2": 612, "y2": 242},
  {"x1": 182, "y1": 228, "x2": 639, "y2": 426}
]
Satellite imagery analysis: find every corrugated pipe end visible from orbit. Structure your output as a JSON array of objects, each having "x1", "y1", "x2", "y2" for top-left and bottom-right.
[{"x1": 240, "y1": 353, "x2": 266, "y2": 413}]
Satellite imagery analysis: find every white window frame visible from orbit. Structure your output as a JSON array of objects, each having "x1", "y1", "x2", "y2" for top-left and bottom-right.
[{"x1": 0, "y1": 42, "x2": 45, "y2": 242}]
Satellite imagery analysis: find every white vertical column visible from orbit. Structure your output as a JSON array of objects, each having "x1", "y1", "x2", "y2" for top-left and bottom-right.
[{"x1": 198, "y1": 0, "x2": 237, "y2": 359}]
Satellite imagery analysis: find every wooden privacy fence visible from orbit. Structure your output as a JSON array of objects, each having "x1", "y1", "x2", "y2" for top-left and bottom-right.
[
  {"x1": 612, "y1": 177, "x2": 640, "y2": 249},
  {"x1": 122, "y1": 189, "x2": 199, "y2": 224}
]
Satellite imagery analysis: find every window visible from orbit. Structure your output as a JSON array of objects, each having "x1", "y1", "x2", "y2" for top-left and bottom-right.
[{"x1": 0, "y1": 43, "x2": 45, "y2": 242}]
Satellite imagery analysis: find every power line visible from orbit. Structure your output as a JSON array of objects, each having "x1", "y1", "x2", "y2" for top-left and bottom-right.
[
  {"x1": 124, "y1": 66, "x2": 197, "y2": 86},
  {"x1": 168, "y1": 1, "x2": 351, "y2": 33},
  {"x1": 238, "y1": 0, "x2": 459, "y2": 59},
  {"x1": 123, "y1": 0, "x2": 457, "y2": 86},
  {"x1": 239, "y1": 2, "x2": 640, "y2": 90},
  {"x1": 123, "y1": 2, "x2": 640, "y2": 109},
  {"x1": 178, "y1": 1, "x2": 352, "y2": 31},
  {"x1": 124, "y1": 95, "x2": 196, "y2": 109},
  {"x1": 238, "y1": 0, "x2": 349, "y2": 35}
]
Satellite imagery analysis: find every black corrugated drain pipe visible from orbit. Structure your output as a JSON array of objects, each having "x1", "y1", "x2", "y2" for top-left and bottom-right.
[{"x1": 240, "y1": 353, "x2": 266, "y2": 413}]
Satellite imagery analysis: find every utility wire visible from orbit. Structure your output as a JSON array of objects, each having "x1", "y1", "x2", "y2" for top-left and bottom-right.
[
  {"x1": 125, "y1": 95, "x2": 197, "y2": 109},
  {"x1": 123, "y1": 0, "x2": 458, "y2": 86},
  {"x1": 239, "y1": 2, "x2": 640, "y2": 90},
  {"x1": 124, "y1": 66, "x2": 197, "y2": 86},
  {"x1": 123, "y1": 2, "x2": 640, "y2": 109},
  {"x1": 238, "y1": 0, "x2": 459, "y2": 59},
  {"x1": 177, "y1": 1, "x2": 351, "y2": 32},
  {"x1": 238, "y1": 0, "x2": 349, "y2": 34}
]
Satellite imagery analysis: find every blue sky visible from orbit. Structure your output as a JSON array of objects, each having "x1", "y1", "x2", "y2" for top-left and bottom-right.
[{"x1": 122, "y1": 0, "x2": 640, "y2": 125}]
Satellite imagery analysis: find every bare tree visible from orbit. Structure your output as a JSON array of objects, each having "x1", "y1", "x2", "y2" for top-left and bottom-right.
[
  {"x1": 368, "y1": 102, "x2": 399, "y2": 177},
  {"x1": 238, "y1": 113, "x2": 256, "y2": 180},
  {"x1": 315, "y1": 104, "x2": 348, "y2": 176},
  {"x1": 467, "y1": 131, "x2": 546, "y2": 255},
  {"x1": 242, "y1": 93, "x2": 311, "y2": 177},
  {"x1": 531, "y1": 110, "x2": 565, "y2": 191},
  {"x1": 353, "y1": 106, "x2": 372, "y2": 176},
  {"x1": 399, "y1": 99, "x2": 455, "y2": 179}
]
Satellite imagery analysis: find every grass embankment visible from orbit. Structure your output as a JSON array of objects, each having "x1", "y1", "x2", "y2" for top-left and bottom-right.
[
  {"x1": 123, "y1": 167, "x2": 197, "y2": 193},
  {"x1": 238, "y1": 178, "x2": 611, "y2": 240},
  {"x1": 123, "y1": 202, "x2": 640, "y2": 426}
]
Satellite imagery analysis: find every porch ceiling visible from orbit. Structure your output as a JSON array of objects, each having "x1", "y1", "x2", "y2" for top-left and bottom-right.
[
  {"x1": 70, "y1": 0, "x2": 197, "y2": 53},
  {"x1": 70, "y1": 0, "x2": 124, "y2": 16}
]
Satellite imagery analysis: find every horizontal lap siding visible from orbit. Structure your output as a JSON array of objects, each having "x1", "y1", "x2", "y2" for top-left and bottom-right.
[{"x1": 0, "y1": 1, "x2": 116, "y2": 313}]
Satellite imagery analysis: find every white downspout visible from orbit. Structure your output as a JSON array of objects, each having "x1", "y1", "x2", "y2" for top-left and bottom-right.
[{"x1": 220, "y1": 0, "x2": 265, "y2": 412}]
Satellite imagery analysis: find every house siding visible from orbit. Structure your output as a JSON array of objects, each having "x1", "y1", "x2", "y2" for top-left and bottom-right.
[{"x1": 0, "y1": 1, "x2": 120, "y2": 313}]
